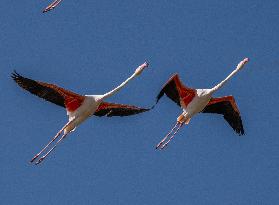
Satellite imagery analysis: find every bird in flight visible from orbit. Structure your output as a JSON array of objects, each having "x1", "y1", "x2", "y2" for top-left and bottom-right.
[
  {"x1": 43, "y1": 0, "x2": 63, "y2": 13},
  {"x1": 12, "y1": 62, "x2": 149, "y2": 164},
  {"x1": 155, "y1": 58, "x2": 249, "y2": 149}
]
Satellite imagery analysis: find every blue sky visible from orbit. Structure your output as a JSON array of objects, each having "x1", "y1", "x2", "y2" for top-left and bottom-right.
[{"x1": 1, "y1": 0, "x2": 279, "y2": 204}]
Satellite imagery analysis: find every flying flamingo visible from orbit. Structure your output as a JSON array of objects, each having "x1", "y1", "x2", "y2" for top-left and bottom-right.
[
  {"x1": 155, "y1": 58, "x2": 249, "y2": 149},
  {"x1": 12, "y1": 62, "x2": 149, "y2": 164},
  {"x1": 43, "y1": 0, "x2": 63, "y2": 13}
]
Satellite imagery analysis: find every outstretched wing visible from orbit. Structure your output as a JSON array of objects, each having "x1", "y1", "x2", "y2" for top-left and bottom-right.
[
  {"x1": 156, "y1": 73, "x2": 196, "y2": 107},
  {"x1": 94, "y1": 102, "x2": 149, "y2": 117},
  {"x1": 202, "y1": 96, "x2": 244, "y2": 135},
  {"x1": 11, "y1": 71, "x2": 85, "y2": 112}
]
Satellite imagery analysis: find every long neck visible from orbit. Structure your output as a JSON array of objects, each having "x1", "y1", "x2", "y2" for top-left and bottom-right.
[
  {"x1": 100, "y1": 62, "x2": 148, "y2": 100},
  {"x1": 101, "y1": 72, "x2": 137, "y2": 100},
  {"x1": 209, "y1": 58, "x2": 248, "y2": 94}
]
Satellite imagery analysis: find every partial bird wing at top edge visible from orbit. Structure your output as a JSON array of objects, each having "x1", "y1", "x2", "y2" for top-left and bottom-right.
[
  {"x1": 202, "y1": 96, "x2": 244, "y2": 135},
  {"x1": 156, "y1": 73, "x2": 196, "y2": 107},
  {"x1": 11, "y1": 71, "x2": 85, "y2": 111},
  {"x1": 94, "y1": 102, "x2": 150, "y2": 117}
]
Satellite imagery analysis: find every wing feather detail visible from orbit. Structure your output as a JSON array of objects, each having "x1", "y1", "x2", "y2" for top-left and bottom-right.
[
  {"x1": 156, "y1": 73, "x2": 196, "y2": 107},
  {"x1": 11, "y1": 71, "x2": 84, "y2": 111},
  {"x1": 202, "y1": 96, "x2": 244, "y2": 135},
  {"x1": 94, "y1": 102, "x2": 149, "y2": 117}
]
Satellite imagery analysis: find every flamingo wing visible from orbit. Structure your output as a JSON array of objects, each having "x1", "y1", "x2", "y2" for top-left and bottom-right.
[
  {"x1": 94, "y1": 102, "x2": 149, "y2": 117},
  {"x1": 11, "y1": 71, "x2": 85, "y2": 112},
  {"x1": 156, "y1": 73, "x2": 196, "y2": 107},
  {"x1": 202, "y1": 96, "x2": 244, "y2": 135}
]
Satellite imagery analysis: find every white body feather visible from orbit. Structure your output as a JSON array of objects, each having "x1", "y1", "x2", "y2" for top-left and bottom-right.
[
  {"x1": 181, "y1": 89, "x2": 212, "y2": 120},
  {"x1": 65, "y1": 95, "x2": 102, "y2": 134}
]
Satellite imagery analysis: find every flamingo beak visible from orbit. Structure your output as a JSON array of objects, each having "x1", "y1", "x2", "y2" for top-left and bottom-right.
[{"x1": 135, "y1": 61, "x2": 149, "y2": 76}]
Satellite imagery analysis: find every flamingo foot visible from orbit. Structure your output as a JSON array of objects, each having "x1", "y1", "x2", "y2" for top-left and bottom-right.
[
  {"x1": 33, "y1": 132, "x2": 68, "y2": 165},
  {"x1": 30, "y1": 154, "x2": 40, "y2": 163},
  {"x1": 43, "y1": 0, "x2": 63, "y2": 13},
  {"x1": 35, "y1": 156, "x2": 45, "y2": 165},
  {"x1": 30, "y1": 120, "x2": 74, "y2": 165}
]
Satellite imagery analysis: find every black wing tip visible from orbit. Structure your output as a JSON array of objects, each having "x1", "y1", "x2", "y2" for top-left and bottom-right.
[
  {"x1": 234, "y1": 120, "x2": 244, "y2": 136},
  {"x1": 117, "y1": 107, "x2": 150, "y2": 117},
  {"x1": 11, "y1": 70, "x2": 18, "y2": 77},
  {"x1": 155, "y1": 73, "x2": 179, "y2": 105},
  {"x1": 43, "y1": 8, "x2": 53, "y2": 13},
  {"x1": 11, "y1": 70, "x2": 22, "y2": 81},
  {"x1": 155, "y1": 91, "x2": 164, "y2": 104},
  {"x1": 95, "y1": 106, "x2": 150, "y2": 118},
  {"x1": 231, "y1": 123, "x2": 244, "y2": 136},
  {"x1": 151, "y1": 93, "x2": 163, "y2": 110},
  {"x1": 155, "y1": 73, "x2": 182, "y2": 108},
  {"x1": 237, "y1": 116, "x2": 245, "y2": 136},
  {"x1": 236, "y1": 130, "x2": 245, "y2": 136},
  {"x1": 238, "y1": 127, "x2": 245, "y2": 136}
]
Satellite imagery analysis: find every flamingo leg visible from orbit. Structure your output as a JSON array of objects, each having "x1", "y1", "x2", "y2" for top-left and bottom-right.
[
  {"x1": 35, "y1": 132, "x2": 69, "y2": 165},
  {"x1": 156, "y1": 122, "x2": 180, "y2": 149},
  {"x1": 30, "y1": 120, "x2": 73, "y2": 163},
  {"x1": 43, "y1": 0, "x2": 63, "y2": 13},
  {"x1": 160, "y1": 123, "x2": 183, "y2": 149}
]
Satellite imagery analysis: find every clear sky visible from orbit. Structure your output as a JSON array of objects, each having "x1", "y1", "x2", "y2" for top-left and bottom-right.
[{"x1": 1, "y1": 0, "x2": 279, "y2": 204}]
